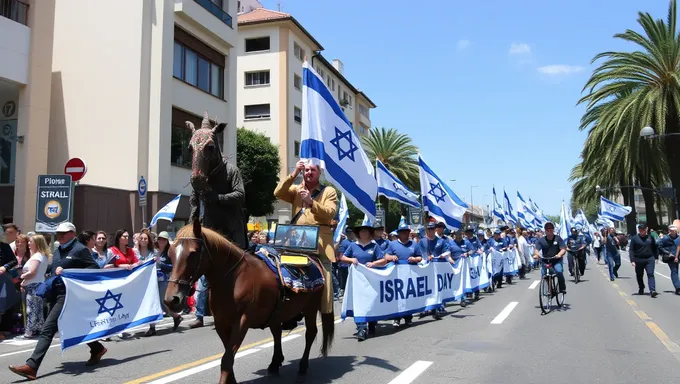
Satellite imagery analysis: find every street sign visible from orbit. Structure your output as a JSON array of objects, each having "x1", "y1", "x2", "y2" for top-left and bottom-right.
[
  {"x1": 64, "y1": 158, "x2": 87, "y2": 182},
  {"x1": 138, "y1": 176, "x2": 147, "y2": 207},
  {"x1": 375, "y1": 208, "x2": 385, "y2": 227},
  {"x1": 35, "y1": 174, "x2": 73, "y2": 233},
  {"x1": 409, "y1": 206, "x2": 423, "y2": 226}
]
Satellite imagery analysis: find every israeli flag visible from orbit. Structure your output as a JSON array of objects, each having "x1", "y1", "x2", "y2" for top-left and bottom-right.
[
  {"x1": 492, "y1": 187, "x2": 506, "y2": 222},
  {"x1": 149, "y1": 194, "x2": 181, "y2": 228},
  {"x1": 595, "y1": 216, "x2": 616, "y2": 229},
  {"x1": 334, "y1": 193, "x2": 349, "y2": 243},
  {"x1": 418, "y1": 154, "x2": 467, "y2": 230},
  {"x1": 599, "y1": 196, "x2": 632, "y2": 222},
  {"x1": 503, "y1": 190, "x2": 518, "y2": 226},
  {"x1": 58, "y1": 259, "x2": 163, "y2": 351},
  {"x1": 376, "y1": 160, "x2": 421, "y2": 208},
  {"x1": 398, "y1": 215, "x2": 407, "y2": 228},
  {"x1": 300, "y1": 62, "x2": 377, "y2": 220},
  {"x1": 558, "y1": 201, "x2": 572, "y2": 239},
  {"x1": 530, "y1": 199, "x2": 549, "y2": 225},
  {"x1": 517, "y1": 191, "x2": 536, "y2": 228}
]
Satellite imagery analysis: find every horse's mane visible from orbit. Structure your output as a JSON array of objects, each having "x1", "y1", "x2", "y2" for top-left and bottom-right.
[{"x1": 175, "y1": 224, "x2": 238, "y2": 254}]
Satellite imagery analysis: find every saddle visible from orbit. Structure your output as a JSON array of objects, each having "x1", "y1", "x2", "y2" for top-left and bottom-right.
[{"x1": 255, "y1": 246, "x2": 325, "y2": 296}]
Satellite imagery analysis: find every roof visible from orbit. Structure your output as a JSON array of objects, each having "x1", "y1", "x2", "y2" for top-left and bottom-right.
[
  {"x1": 314, "y1": 54, "x2": 376, "y2": 108},
  {"x1": 237, "y1": 8, "x2": 324, "y2": 51}
]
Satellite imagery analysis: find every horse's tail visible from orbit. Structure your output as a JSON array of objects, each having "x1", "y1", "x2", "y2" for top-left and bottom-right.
[{"x1": 320, "y1": 311, "x2": 335, "y2": 357}]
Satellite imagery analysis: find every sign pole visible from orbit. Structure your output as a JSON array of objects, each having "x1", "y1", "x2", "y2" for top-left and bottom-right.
[{"x1": 69, "y1": 181, "x2": 75, "y2": 223}]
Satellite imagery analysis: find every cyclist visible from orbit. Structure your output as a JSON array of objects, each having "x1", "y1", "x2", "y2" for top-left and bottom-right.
[
  {"x1": 567, "y1": 226, "x2": 586, "y2": 277},
  {"x1": 533, "y1": 222, "x2": 567, "y2": 294}
]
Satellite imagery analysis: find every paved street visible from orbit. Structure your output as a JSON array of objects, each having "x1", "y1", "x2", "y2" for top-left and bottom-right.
[{"x1": 0, "y1": 251, "x2": 679, "y2": 383}]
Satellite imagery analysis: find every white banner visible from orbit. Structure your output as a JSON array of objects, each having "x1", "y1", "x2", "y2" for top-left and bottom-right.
[
  {"x1": 341, "y1": 259, "x2": 469, "y2": 322},
  {"x1": 58, "y1": 259, "x2": 163, "y2": 351}
]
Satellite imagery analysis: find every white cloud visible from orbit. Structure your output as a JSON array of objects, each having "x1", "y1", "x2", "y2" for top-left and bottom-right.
[
  {"x1": 456, "y1": 40, "x2": 471, "y2": 50},
  {"x1": 537, "y1": 65, "x2": 585, "y2": 75},
  {"x1": 509, "y1": 43, "x2": 531, "y2": 55}
]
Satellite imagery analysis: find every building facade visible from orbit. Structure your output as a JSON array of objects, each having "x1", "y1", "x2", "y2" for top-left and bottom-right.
[
  {"x1": 1, "y1": 0, "x2": 240, "y2": 239},
  {"x1": 236, "y1": 4, "x2": 376, "y2": 223}
]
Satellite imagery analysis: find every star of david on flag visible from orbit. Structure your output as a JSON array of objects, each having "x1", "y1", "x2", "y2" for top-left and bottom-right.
[
  {"x1": 95, "y1": 290, "x2": 124, "y2": 316},
  {"x1": 599, "y1": 196, "x2": 632, "y2": 222},
  {"x1": 299, "y1": 62, "x2": 377, "y2": 221},
  {"x1": 418, "y1": 154, "x2": 467, "y2": 230}
]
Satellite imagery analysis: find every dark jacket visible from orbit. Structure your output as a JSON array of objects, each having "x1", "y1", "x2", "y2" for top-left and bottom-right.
[
  {"x1": 657, "y1": 234, "x2": 679, "y2": 257},
  {"x1": 0, "y1": 241, "x2": 18, "y2": 271},
  {"x1": 189, "y1": 159, "x2": 248, "y2": 249},
  {"x1": 630, "y1": 234, "x2": 658, "y2": 261},
  {"x1": 50, "y1": 238, "x2": 99, "y2": 295}
]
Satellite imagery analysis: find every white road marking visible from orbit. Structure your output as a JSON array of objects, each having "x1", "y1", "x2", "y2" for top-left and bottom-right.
[
  {"x1": 620, "y1": 255, "x2": 671, "y2": 280},
  {"x1": 0, "y1": 344, "x2": 59, "y2": 358},
  {"x1": 528, "y1": 280, "x2": 540, "y2": 289},
  {"x1": 490, "y1": 302, "x2": 519, "y2": 324},
  {"x1": 147, "y1": 348, "x2": 260, "y2": 384},
  {"x1": 387, "y1": 361, "x2": 433, "y2": 384}
]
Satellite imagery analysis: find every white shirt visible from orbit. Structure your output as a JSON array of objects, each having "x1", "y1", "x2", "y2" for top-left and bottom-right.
[
  {"x1": 9, "y1": 241, "x2": 15, "y2": 253},
  {"x1": 22, "y1": 252, "x2": 48, "y2": 286},
  {"x1": 592, "y1": 236, "x2": 601, "y2": 248},
  {"x1": 517, "y1": 236, "x2": 528, "y2": 256}
]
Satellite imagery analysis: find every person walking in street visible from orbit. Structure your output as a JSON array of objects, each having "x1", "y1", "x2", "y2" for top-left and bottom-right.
[
  {"x1": 18, "y1": 235, "x2": 50, "y2": 339},
  {"x1": 605, "y1": 227, "x2": 621, "y2": 281},
  {"x1": 630, "y1": 223, "x2": 659, "y2": 298},
  {"x1": 592, "y1": 231, "x2": 603, "y2": 263},
  {"x1": 8, "y1": 222, "x2": 106, "y2": 381},
  {"x1": 658, "y1": 225, "x2": 680, "y2": 295}
]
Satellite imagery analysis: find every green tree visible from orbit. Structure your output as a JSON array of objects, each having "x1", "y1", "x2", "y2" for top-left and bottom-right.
[
  {"x1": 236, "y1": 128, "x2": 280, "y2": 217},
  {"x1": 576, "y1": 0, "x2": 680, "y2": 228},
  {"x1": 545, "y1": 215, "x2": 560, "y2": 224}
]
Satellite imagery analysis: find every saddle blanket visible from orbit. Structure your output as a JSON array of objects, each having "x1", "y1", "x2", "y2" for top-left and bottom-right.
[{"x1": 254, "y1": 246, "x2": 325, "y2": 293}]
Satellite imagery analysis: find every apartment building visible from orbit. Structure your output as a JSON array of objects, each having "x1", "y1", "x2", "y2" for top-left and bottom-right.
[
  {"x1": 236, "y1": 3, "x2": 376, "y2": 223},
  {"x1": 0, "y1": 0, "x2": 240, "y2": 237}
]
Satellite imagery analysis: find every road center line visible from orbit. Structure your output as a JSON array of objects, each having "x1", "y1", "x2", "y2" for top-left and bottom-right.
[
  {"x1": 528, "y1": 280, "x2": 540, "y2": 289},
  {"x1": 490, "y1": 302, "x2": 519, "y2": 324},
  {"x1": 387, "y1": 361, "x2": 433, "y2": 384}
]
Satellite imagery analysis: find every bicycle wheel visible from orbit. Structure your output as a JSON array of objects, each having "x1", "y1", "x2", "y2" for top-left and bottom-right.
[
  {"x1": 539, "y1": 277, "x2": 551, "y2": 314},
  {"x1": 553, "y1": 275, "x2": 565, "y2": 307},
  {"x1": 574, "y1": 256, "x2": 580, "y2": 284}
]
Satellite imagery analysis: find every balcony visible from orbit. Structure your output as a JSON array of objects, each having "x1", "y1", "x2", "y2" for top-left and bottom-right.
[
  {"x1": 195, "y1": 0, "x2": 232, "y2": 28},
  {"x1": 0, "y1": 0, "x2": 29, "y2": 26}
]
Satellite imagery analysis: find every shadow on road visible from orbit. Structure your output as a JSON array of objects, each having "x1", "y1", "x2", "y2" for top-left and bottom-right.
[
  {"x1": 243, "y1": 355, "x2": 400, "y2": 383},
  {"x1": 21, "y1": 349, "x2": 171, "y2": 382}
]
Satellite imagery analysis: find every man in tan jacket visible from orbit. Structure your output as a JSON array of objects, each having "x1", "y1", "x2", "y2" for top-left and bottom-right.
[{"x1": 274, "y1": 160, "x2": 337, "y2": 314}]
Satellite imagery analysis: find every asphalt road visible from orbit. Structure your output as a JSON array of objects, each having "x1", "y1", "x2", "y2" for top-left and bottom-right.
[{"x1": 0, "y1": 250, "x2": 679, "y2": 383}]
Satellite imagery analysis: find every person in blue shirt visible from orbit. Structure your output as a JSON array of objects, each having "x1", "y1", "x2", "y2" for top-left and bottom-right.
[
  {"x1": 566, "y1": 227, "x2": 586, "y2": 277},
  {"x1": 341, "y1": 222, "x2": 383, "y2": 341},
  {"x1": 448, "y1": 229, "x2": 474, "y2": 306},
  {"x1": 334, "y1": 228, "x2": 354, "y2": 299},
  {"x1": 659, "y1": 225, "x2": 680, "y2": 294},
  {"x1": 373, "y1": 223, "x2": 389, "y2": 251},
  {"x1": 435, "y1": 222, "x2": 450, "y2": 241},
  {"x1": 488, "y1": 229, "x2": 509, "y2": 288},
  {"x1": 476, "y1": 230, "x2": 489, "y2": 253},
  {"x1": 464, "y1": 227, "x2": 483, "y2": 300},
  {"x1": 418, "y1": 222, "x2": 449, "y2": 319},
  {"x1": 378, "y1": 222, "x2": 423, "y2": 327}
]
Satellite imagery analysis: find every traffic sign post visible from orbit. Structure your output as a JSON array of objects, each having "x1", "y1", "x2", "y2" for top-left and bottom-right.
[
  {"x1": 35, "y1": 175, "x2": 73, "y2": 233},
  {"x1": 63, "y1": 158, "x2": 87, "y2": 225},
  {"x1": 138, "y1": 176, "x2": 147, "y2": 227}
]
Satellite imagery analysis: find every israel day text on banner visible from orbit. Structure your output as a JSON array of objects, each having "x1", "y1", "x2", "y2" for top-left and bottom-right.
[
  {"x1": 58, "y1": 259, "x2": 163, "y2": 351},
  {"x1": 342, "y1": 255, "x2": 502, "y2": 322}
]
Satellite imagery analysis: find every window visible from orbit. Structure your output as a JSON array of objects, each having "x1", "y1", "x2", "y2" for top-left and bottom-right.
[
  {"x1": 326, "y1": 75, "x2": 331, "y2": 86},
  {"x1": 171, "y1": 107, "x2": 224, "y2": 168},
  {"x1": 245, "y1": 104, "x2": 271, "y2": 120},
  {"x1": 293, "y1": 42, "x2": 305, "y2": 61},
  {"x1": 245, "y1": 71, "x2": 270, "y2": 86},
  {"x1": 294, "y1": 141, "x2": 300, "y2": 157},
  {"x1": 359, "y1": 104, "x2": 369, "y2": 118},
  {"x1": 331, "y1": 79, "x2": 336, "y2": 91},
  {"x1": 173, "y1": 41, "x2": 224, "y2": 98},
  {"x1": 245, "y1": 37, "x2": 270, "y2": 52},
  {"x1": 294, "y1": 107, "x2": 302, "y2": 123},
  {"x1": 294, "y1": 74, "x2": 302, "y2": 90}
]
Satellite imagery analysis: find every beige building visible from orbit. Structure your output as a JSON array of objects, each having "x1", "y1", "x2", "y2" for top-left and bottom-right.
[
  {"x1": 1, "y1": 0, "x2": 240, "y2": 237},
  {"x1": 236, "y1": 3, "x2": 376, "y2": 223}
]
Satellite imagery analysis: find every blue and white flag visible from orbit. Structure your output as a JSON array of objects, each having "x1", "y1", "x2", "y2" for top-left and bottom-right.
[
  {"x1": 376, "y1": 160, "x2": 421, "y2": 208},
  {"x1": 58, "y1": 259, "x2": 163, "y2": 351},
  {"x1": 300, "y1": 62, "x2": 377, "y2": 221},
  {"x1": 492, "y1": 187, "x2": 506, "y2": 222},
  {"x1": 334, "y1": 193, "x2": 349, "y2": 244},
  {"x1": 558, "y1": 201, "x2": 571, "y2": 239},
  {"x1": 398, "y1": 215, "x2": 407, "y2": 228},
  {"x1": 503, "y1": 190, "x2": 518, "y2": 226},
  {"x1": 149, "y1": 194, "x2": 181, "y2": 228},
  {"x1": 418, "y1": 154, "x2": 467, "y2": 230},
  {"x1": 530, "y1": 199, "x2": 549, "y2": 225},
  {"x1": 599, "y1": 196, "x2": 632, "y2": 222},
  {"x1": 517, "y1": 191, "x2": 536, "y2": 229}
]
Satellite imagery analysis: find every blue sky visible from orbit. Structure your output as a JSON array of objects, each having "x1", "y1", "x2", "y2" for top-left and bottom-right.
[{"x1": 259, "y1": 0, "x2": 668, "y2": 215}]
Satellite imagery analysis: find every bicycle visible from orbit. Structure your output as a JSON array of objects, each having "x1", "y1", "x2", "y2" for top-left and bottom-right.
[
  {"x1": 568, "y1": 249, "x2": 583, "y2": 284},
  {"x1": 538, "y1": 256, "x2": 565, "y2": 314}
]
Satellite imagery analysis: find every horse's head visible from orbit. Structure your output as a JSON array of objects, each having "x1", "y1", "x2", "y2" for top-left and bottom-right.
[
  {"x1": 187, "y1": 111, "x2": 227, "y2": 194},
  {"x1": 164, "y1": 221, "x2": 208, "y2": 312}
]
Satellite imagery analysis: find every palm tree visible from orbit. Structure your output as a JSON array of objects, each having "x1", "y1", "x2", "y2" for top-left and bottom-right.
[
  {"x1": 578, "y1": 0, "x2": 680, "y2": 221},
  {"x1": 361, "y1": 127, "x2": 420, "y2": 230}
]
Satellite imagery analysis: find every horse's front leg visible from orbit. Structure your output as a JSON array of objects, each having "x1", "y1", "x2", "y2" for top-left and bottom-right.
[
  {"x1": 267, "y1": 322, "x2": 284, "y2": 375},
  {"x1": 216, "y1": 317, "x2": 249, "y2": 384}
]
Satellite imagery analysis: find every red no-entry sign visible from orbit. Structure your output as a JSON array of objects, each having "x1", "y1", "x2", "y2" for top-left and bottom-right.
[{"x1": 64, "y1": 158, "x2": 87, "y2": 182}]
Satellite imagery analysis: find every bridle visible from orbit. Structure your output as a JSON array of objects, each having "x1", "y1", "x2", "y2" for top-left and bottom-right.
[{"x1": 168, "y1": 232, "x2": 246, "y2": 296}]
